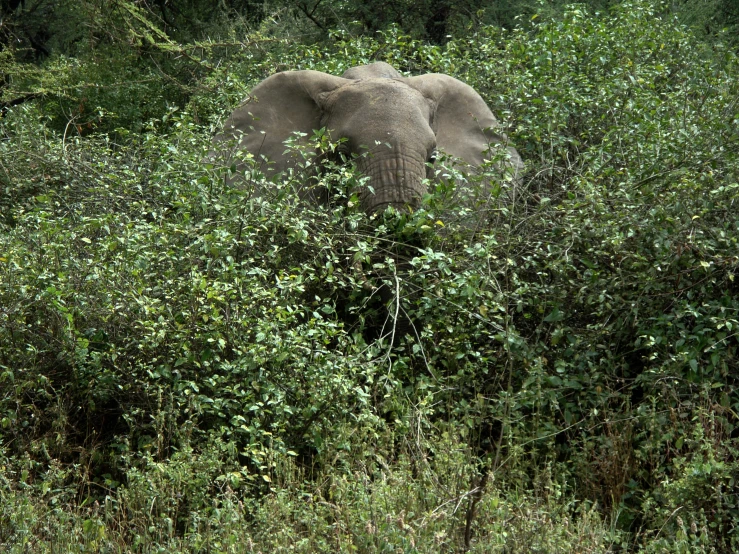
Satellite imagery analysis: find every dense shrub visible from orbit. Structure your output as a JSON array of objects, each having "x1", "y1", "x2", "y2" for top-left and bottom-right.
[{"x1": 2, "y1": 1, "x2": 738, "y2": 551}]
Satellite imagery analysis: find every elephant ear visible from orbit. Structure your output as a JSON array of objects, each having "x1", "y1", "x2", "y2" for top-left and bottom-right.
[
  {"x1": 214, "y1": 70, "x2": 347, "y2": 178},
  {"x1": 405, "y1": 74, "x2": 522, "y2": 178}
]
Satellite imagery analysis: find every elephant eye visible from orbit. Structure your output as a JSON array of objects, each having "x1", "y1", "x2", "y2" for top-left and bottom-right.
[{"x1": 333, "y1": 144, "x2": 351, "y2": 164}]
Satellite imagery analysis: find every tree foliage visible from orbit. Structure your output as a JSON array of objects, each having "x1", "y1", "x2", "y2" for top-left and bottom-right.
[{"x1": 1, "y1": 1, "x2": 739, "y2": 552}]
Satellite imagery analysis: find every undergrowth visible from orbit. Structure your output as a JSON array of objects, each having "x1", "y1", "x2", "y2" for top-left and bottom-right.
[{"x1": 1, "y1": 1, "x2": 738, "y2": 552}]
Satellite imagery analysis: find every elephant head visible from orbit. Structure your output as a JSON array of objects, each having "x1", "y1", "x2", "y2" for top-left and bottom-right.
[{"x1": 214, "y1": 62, "x2": 523, "y2": 215}]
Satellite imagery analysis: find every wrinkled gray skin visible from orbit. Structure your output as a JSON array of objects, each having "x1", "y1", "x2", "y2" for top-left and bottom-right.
[{"x1": 214, "y1": 62, "x2": 523, "y2": 214}]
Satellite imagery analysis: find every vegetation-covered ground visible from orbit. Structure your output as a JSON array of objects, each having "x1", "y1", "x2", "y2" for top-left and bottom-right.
[{"x1": 1, "y1": 1, "x2": 739, "y2": 552}]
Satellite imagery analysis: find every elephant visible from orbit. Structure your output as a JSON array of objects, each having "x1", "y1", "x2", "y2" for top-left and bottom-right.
[
  {"x1": 214, "y1": 62, "x2": 523, "y2": 342},
  {"x1": 213, "y1": 62, "x2": 523, "y2": 215}
]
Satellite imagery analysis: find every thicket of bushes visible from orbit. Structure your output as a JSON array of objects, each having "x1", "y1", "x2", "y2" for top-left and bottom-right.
[{"x1": 1, "y1": 1, "x2": 738, "y2": 552}]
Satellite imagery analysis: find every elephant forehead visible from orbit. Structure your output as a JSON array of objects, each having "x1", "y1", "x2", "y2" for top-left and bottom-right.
[{"x1": 330, "y1": 79, "x2": 426, "y2": 112}]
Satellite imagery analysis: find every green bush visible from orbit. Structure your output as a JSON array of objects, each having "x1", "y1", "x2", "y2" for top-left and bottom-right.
[{"x1": 2, "y1": 1, "x2": 739, "y2": 552}]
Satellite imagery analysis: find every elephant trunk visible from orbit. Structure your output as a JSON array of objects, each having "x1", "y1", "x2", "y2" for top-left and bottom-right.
[
  {"x1": 356, "y1": 149, "x2": 428, "y2": 214},
  {"x1": 353, "y1": 149, "x2": 429, "y2": 344}
]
